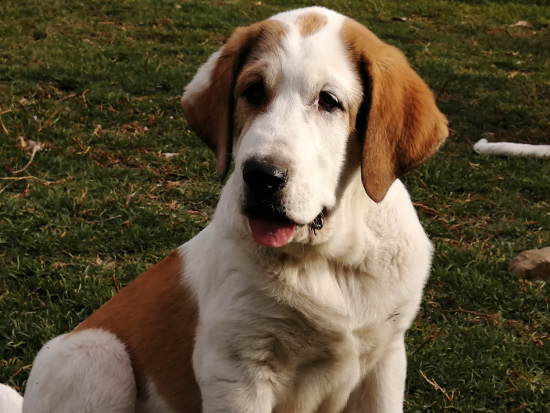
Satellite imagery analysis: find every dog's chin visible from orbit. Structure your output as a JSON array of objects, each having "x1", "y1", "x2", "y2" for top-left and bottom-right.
[{"x1": 244, "y1": 206, "x2": 327, "y2": 248}]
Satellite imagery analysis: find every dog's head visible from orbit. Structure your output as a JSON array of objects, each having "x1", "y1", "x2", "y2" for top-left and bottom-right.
[{"x1": 182, "y1": 7, "x2": 448, "y2": 248}]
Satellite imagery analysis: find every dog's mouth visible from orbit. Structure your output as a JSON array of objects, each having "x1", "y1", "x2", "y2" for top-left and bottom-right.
[{"x1": 246, "y1": 207, "x2": 326, "y2": 248}]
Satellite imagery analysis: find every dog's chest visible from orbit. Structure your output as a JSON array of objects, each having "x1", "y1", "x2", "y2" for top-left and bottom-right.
[
  {"x1": 270, "y1": 259, "x2": 401, "y2": 332},
  {"x1": 261, "y1": 262, "x2": 403, "y2": 411}
]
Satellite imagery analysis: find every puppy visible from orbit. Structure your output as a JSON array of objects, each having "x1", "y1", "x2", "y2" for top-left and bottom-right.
[{"x1": 22, "y1": 7, "x2": 448, "y2": 413}]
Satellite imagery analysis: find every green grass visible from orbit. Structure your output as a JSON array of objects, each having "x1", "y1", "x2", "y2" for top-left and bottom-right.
[{"x1": 0, "y1": 0, "x2": 549, "y2": 411}]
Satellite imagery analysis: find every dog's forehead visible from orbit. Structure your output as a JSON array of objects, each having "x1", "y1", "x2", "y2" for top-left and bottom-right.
[
  {"x1": 269, "y1": 7, "x2": 346, "y2": 35},
  {"x1": 257, "y1": 7, "x2": 359, "y2": 97}
]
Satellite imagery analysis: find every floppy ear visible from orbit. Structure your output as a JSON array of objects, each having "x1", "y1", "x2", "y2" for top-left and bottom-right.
[
  {"x1": 342, "y1": 20, "x2": 449, "y2": 202},
  {"x1": 181, "y1": 22, "x2": 282, "y2": 179}
]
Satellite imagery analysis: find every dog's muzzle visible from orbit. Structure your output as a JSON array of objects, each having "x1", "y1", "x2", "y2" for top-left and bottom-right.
[
  {"x1": 241, "y1": 158, "x2": 326, "y2": 248},
  {"x1": 241, "y1": 158, "x2": 295, "y2": 248}
]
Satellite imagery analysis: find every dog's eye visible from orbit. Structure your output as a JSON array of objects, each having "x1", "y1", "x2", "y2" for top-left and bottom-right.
[
  {"x1": 242, "y1": 82, "x2": 265, "y2": 106},
  {"x1": 318, "y1": 91, "x2": 342, "y2": 112}
]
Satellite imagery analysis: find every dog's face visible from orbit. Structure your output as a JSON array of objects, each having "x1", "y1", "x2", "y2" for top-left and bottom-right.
[{"x1": 182, "y1": 7, "x2": 448, "y2": 248}]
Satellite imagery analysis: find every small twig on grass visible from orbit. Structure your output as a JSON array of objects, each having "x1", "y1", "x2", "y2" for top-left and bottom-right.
[
  {"x1": 441, "y1": 308, "x2": 499, "y2": 319},
  {"x1": 81, "y1": 89, "x2": 89, "y2": 107},
  {"x1": 80, "y1": 214, "x2": 122, "y2": 225},
  {"x1": 419, "y1": 370, "x2": 454, "y2": 403},
  {"x1": 0, "y1": 176, "x2": 65, "y2": 194},
  {"x1": 0, "y1": 108, "x2": 11, "y2": 135},
  {"x1": 112, "y1": 268, "x2": 120, "y2": 293},
  {"x1": 56, "y1": 92, "x2": 77, "y2": 102},
  {"x1": 11, "y1": 365, "x2": 32, "y2": 378},
  {"x1": 58, "y1": 248, "x2": 75, "y2": 258},
  {"x1": 412, "y1": 332, "x2": 440, "y2": 354},
  {"x1": 417, "y1": 177, "x2": 429, "y2": 190},
  {"x1": 38, "y1": 110, "x2": 59, "y2": 132},
  {"x1": 508, "y1": 403, "x2": 528, "y2": 412},
  {"x1": 413, "y1": 202, "x2": 440, "y2": 216},
  {"x1": 72, "y1": 137, "x2": 91, "y2": 155},
  {"x1": 13, "y1": 150, "x2": 38, "y2": 173}
]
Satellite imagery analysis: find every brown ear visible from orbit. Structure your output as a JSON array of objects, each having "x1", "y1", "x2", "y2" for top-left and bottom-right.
[
  {"x1": 181, "y1": 21, "x2": 284, "y2": 179},
  {"x1": 341, "y1": 20, "x2": 449, "y2": 202}
]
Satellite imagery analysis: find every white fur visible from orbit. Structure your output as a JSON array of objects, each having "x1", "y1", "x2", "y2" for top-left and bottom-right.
[
  {"x1": 474, "y1": 138, "x2": 550, "y2": 157},
  {"x1": 22, "y1": 7, "x2": 435, "y2": 413},
  {"x1": 0, "y1": 384, "x2": 22, "y2": 413},
  {"x1": 23, "y1": 329, "x2": 136, "y2": 413}
]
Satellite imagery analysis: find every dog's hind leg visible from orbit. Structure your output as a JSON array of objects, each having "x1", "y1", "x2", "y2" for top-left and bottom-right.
[{"x1": 23, "y1": 329, "x2": 136, "y2": 413}]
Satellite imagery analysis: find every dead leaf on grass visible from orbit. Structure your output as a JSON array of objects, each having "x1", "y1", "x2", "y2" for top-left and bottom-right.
[
  {"x1": 166, "y1": 200, "x2": 179, "y2": 210},
  {"x1": 93, "y1": 124, "x2": 104, "y2": 137},
  {"x1": 391, "y1": 17, "x2": 407, "y2": 22},
  {"x1": 92, "y1": 255, "x2": 116, "y2": 270},
  {"x1": 121, "y1": 121, "x2": 148, "y2": 136},
  {"x1": 510, "y1": 20, "x2": 533, "y2": 28},
  {"x1": 14, "y1": 136, "x2": 43, "y2": 173},
  {"x1": 163, "y1": 181, "x2": 181, "y2": 189}
]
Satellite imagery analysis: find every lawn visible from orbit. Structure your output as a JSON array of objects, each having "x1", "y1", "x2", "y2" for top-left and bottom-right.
[{"x1": 0, "y1": 0, "x2": 549, "y2": 411}]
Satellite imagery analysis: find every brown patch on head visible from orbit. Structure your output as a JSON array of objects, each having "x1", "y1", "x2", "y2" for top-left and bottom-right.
[
  {"x1": 74, "y1": 250, "x2": 201, "y2": 413},
  {"x1": 340, "y1": 18, "x2": 448, "y2": 202},
  {"x1": 181, "y1": 20, "x2": 286, "y2": 179},
  {"x1": 296, "y1": 11, "x2": 328, "y2": 37}
]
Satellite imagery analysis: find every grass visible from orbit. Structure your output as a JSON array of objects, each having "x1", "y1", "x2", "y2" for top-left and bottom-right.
[{"x1": 0, "y1": 0, "x2": 548, "y2": 411}]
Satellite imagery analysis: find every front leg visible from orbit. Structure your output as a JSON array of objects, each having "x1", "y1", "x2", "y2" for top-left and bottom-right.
[
  {"x1": 193, "y1": 329, "x2": 276, "y2": 413},
  {"x1": 343, "y1": 337, "x2": 407, "y2": 413}
]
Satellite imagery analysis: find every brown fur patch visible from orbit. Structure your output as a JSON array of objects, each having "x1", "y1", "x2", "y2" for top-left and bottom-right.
[
  {"x1": 181, "y1": 20, "x2": 286, "y2": 179},
  {"x1": 296, "y1": 11, "x2": 328, "y2": 37},
  {"x1": 340, "y1": 18, "x2": 448, "y2": 202},
  {"x1": 232, "y1": 61, "x2": 279, "y2": 141},
  {"x1": 74, "y1": 250, "x2": 201, "y2": 413}
]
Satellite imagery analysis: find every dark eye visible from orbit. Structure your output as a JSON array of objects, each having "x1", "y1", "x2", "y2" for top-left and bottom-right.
[
  {"x1": 318, "y1": 91, "x2": 342, "y2": 112},
  {"x1": 242, "y1": 82, "x2": 265, "y2": 106}
]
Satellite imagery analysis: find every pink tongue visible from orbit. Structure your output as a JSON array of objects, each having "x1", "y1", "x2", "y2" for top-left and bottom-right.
[{"x1": 248, "y1": 217, "x2": 296, "y2": 248}]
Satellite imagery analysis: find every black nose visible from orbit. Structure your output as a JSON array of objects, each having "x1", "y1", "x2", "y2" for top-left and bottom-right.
[{"x1": 242, "y1": 159, "x2": 287, "y2": 198}]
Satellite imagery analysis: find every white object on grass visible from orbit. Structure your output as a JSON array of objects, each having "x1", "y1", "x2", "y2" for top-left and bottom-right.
[{"x1": 474, "y1": 138, "x2": 550, "y2": 158}]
